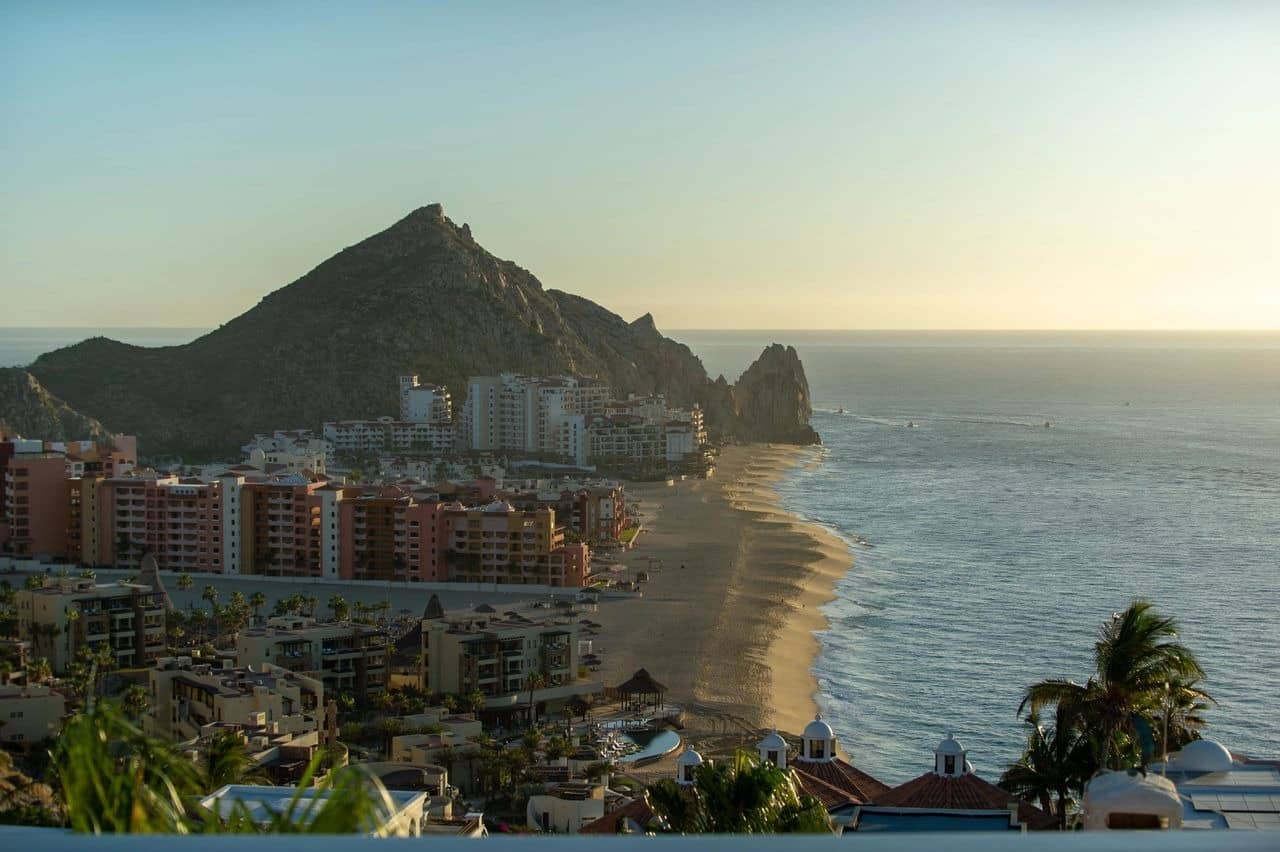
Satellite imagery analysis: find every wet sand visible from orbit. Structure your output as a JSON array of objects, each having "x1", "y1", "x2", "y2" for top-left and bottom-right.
[{"x1": 595, "y1": 444, "x2": 853, "y2": 737}]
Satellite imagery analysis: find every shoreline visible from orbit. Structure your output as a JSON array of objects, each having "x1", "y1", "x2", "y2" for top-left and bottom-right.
[{"x1": 596, "y1": 443, "x2": 853, "y2": 737}]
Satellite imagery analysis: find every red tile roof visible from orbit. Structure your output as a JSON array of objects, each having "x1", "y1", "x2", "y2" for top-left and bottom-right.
[
  {"x1": 876, "y1": 771, "x2": 1056, "y2": 830},
  {"x1": 792, "y1": 758, "x2": 891, "y2": 809},
  {"x1": 578, "y1": 797, "x2": 656, "y2": 834}
]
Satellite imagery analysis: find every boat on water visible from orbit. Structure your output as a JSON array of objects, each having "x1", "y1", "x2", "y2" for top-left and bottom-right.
[
  {"x1": 1043, "y1": 421, "x2": 1053, "y2": 429},
  {"x1": 835, "y1": 407, "x2": 847, "y2": 414},
  {"x1": 905, "y1": 420, "x2": 916, "y2": 429}
]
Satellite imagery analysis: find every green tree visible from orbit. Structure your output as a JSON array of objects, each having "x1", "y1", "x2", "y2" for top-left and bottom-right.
[
  {"x1": 647, "y1": 751, "x2": 830, "y2": 834},
  {"x1": 26, "y1": 657, "x2": 52, "y2": 685},
  {"x1": 249, "y1": 592, "x2": 267, "y2": 621},
  {"x1": 202, "y1": 729, "x2": 270, "y2": 791},
  {"x1": 328, "y1": 595, "x2": 350, "y2": 623},
  {"x1": 122, "y1": 684, "x2": 150, "y2": 720},
  {"x1": 1000, "y1": 707, "x2": 1091, "y2": 830},
  {"x1": 524, "y1": 672, "x2": 546, "y2": 725},
  {"x1": 201, "y1": 585, "x2": 219, "y2": 609},
  {"x1": 1019, "y1": 600, "x2": 1209, "y2": 772},
  {"x1": 177, "y1": 573, "x2": 193, "y2": 593}
]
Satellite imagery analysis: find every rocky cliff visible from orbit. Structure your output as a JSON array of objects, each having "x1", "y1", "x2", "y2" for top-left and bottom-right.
[
  {"x1": 0, "y1": 368, "x2": 111, "y2": 441},
  {"x1": 28, "y1": 205, "x2": 818, "y2": 457},
  {"x1": 729, "y1": 344, "x2": 819, "y2": 444}
]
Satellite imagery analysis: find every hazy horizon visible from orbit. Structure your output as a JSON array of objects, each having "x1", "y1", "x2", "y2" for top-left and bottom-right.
[{"x1": 4, "y1": 3, "x2": 1278, "y2": 329}]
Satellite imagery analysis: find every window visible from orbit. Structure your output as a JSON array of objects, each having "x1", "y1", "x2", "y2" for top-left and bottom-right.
[
  {"x1": 810, "y1": 740, "x2": 825, "y2": 759},
  {"x1": 944, "y1": 755, "x2": 956, "y2": 774}
]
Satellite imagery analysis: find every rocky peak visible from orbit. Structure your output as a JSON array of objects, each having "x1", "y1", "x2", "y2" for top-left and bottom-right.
[
  {"x1": 629, "y1": 313, "x2": 660, "y2": 337},
  {"x1": 731, "y1": 344, "x2": 819, "y2": 444},
  {"x1": 0, "y1": 367, "x2": 111, "y2": 441}
]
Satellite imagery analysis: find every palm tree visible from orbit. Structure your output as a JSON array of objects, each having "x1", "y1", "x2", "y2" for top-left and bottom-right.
[
  {"x1": 647, "y1": 750, "x2": 830, "y2": 833},
  {"x1": 1000, "y1": 707, "x2": 1091, "y2": 829},
  {"x1": 51, "y1": 699, "x2": 389, "y2": 834},
  {"x1": 329, "y1": 594, "x2": 350, "y2": 623},
  {"x1": 176, "y1": 573, "x2": 193, "y2": 593},
  {"x1": 26, "y1": 657, "x2": 52, "y2": 685},
  {"x1": 249, "y1": 592, "x2": 267, "y2": 621},
  {"x1": 122, "y1": 684, "x2": 150, "y2": 720},
  {"x1": 1019, "y1": 600, "x2": 1208, "y2": 772},
  {"x1": 201, "y1": 729, "x2": 270, "y2": 791},
  {"x1": 524, "y1": 672, "x2": 546, "y2": 725},
  {"x1": 201, "y1": 585, "x2": 219, "y2": 610},
  {"x1": 1160, "y1": 675, "x2": 1216, "y2": 755}
]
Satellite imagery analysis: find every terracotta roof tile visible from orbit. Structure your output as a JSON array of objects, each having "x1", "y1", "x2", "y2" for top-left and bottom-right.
[
  {"x1": 792, "y1": 758, "x2": 890, "y2": 808},
  {"x1": 578, "y1": 797, "x2": 656, "y2": 834},
  {"x1": 876, "y1": 772, "x2": 1056, "y2": 830}
]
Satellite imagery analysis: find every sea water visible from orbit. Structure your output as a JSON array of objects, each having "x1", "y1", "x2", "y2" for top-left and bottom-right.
[
  {"x1": 0, "y1": 327, "x2": 209, "y2": 368},
  {"x1": 676, "y1": 331, "x2": 1280, "y2": 783}
]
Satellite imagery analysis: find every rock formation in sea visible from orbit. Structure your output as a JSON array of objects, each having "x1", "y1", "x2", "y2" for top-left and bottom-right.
[{"x1": 25, "y1": 204, "x2": 819, "y2": 457}]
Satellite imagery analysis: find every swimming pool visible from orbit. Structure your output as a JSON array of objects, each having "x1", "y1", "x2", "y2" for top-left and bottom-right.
[{"x1": 616, "y1": 729, "x2": 681, "y2": 764}]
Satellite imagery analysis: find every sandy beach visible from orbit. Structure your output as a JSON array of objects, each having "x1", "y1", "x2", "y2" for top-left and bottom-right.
[{"x1": 595, "y1": 444, "x2": 853, "y2": 739}]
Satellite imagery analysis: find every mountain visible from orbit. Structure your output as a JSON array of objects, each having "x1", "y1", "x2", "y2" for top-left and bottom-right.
[
  {"x1": 0, "y1": 368, "x2": 111, "y2": 441},
  {"x1": 27, "y1": 204, "x2": 819, "y2": 459}
]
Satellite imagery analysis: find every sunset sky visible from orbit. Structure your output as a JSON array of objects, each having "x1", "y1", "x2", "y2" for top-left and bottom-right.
[{"x1": 3, "y1": 2, "x2": 1278, "y2": 330}]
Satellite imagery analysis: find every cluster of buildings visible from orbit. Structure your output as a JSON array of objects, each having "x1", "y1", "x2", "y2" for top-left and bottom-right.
[
  {"x1": 319, "y1": 374, "x2": 708, "y2": 468},
  {"x1": 1, "y1": 430, "x2": 631, "y2": 587}
]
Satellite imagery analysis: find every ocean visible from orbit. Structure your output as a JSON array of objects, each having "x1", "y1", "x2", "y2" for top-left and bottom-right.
[
  {"x1": 674, "y1": 330, "x2": 1280, "y2": 784},
  {"x1": 5, "y1": 326, "x2": 1278, "y2": 782},
  {"x1": 0, "y1": 327, "x2": 209, "y2": 368}
]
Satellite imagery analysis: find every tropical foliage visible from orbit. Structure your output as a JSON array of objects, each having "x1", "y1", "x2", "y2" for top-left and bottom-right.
[
  {"x1": 1007, "y1": 600, "x2": 1212, "y2": 827},
  {"x1": 647, "y1": 750, "x2": 830, "y2": 834},
  {"x1": 47, "y1": 699, "x2": 395, "y2": 834},
  {"x1": 999, "y1": 706, "x2": 1091, "y2": 829}
]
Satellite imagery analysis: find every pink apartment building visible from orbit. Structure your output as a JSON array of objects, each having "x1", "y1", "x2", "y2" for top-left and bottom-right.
[{"x1": 338, "y1": 486, "x2": 449, "y2": 582}]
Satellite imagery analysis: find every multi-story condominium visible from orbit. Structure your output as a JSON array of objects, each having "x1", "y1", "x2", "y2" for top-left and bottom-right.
[
  {"x1": 0, "y1": 433, "x2": 136, "y2": 560},
  {"x1": 0, "y1": 684, "x2": 67, "y2": 746},
  {"x1": 399, "y1": 375, "x2": 452, "y2": 422},
  {"x1": 461, "y1": 374, "x2": 607, "y2": 457},
  {"x1": 323, "y1": 417, "x2": 456, "y2": 457},
  {"x1": 508, "y1": 485, "x2": 626, "y2": 544},
  {"x1": 443, "y1": 501, "x2": 589, "y2": 587},
  {"x1": 603, "y1": 394, "x2": 670, "y2": 423},
  {"x1": 17, "y1": 577, "x2": 167, "y2": 674},
  {"x1": 338, "y1": 486, "x2": 448, "y2": 582},
  {"x1": 217, "y1": 471, "x2": 324, "y2": 577},
  {"x1": 236, "y1": 616, "x2": 388, "y2": 703},
  {"x1": 101, "y1": 473, "x2": 223, "y2": 572},
  {"x1": 421, "y1": 610, "x2": 595, "y2": 714},
  {"x1": 241, "y1": 430, "x2": 330, "y2": 476},
  {"x1": 587, "y1": 415, "x2": 703, "y2": 463},
  {"x1": 144, "y1": 655, "x2": 323, "y2": 743}
]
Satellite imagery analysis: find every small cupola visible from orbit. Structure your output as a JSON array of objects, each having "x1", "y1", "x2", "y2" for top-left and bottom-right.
[
  {"x1": 799, "y1": 714, "x2": 836, "y2": 763},
  {"x1": 675, "y1": 744, "x2": 704, "y2": 785},
  {"x1": 934, "y1": 732, "x2": 970, "y2": 777},
  {"x1": 758, "y1": 729, "x2": 788, "y2": 769}
]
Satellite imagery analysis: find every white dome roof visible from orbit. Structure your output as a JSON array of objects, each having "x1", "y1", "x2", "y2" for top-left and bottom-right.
[
  {"x1": 758, "y1": 730, "x2": 787, "y2": 750},
  {"x1": 803, "y1": 714, "x2": 834, "y2": 741},
  {"x1": 936, "y1": 733, "x2": 965, "y2": 755},
  {"x1": 1171, "y1": 739, "x2": 1233, "y2": 773},
  {"x1": 675, "y1": 745, "x2": 704, "y2": 766}
]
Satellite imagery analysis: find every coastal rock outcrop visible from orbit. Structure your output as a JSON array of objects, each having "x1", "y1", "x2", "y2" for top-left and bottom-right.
[
  {"x1": 0, "y1": 367, "x2": 111, "y2": 440},
  {"x1": 29, "y1": 204, "x2": 819, "y2": 457},
  {"x1": 732, "y1": 344, "x2": 820, "y2": 445}
]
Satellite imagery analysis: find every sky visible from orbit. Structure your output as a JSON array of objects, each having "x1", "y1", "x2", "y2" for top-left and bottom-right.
[{"x1": 2, "y1": 2, "x2": 1278, "y2": 330}]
